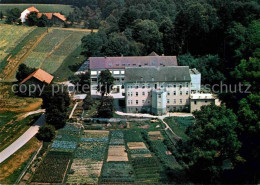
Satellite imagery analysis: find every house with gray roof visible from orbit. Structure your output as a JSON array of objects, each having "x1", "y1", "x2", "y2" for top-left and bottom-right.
[
  {"x1": 89, "y1": 55, "x2": 178, "y2": 97},
  {"x1": 124, "y1": 66, "x2": 191, "y2": 115}
]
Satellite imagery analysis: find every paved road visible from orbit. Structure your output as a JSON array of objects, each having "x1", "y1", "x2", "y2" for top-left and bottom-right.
[{"x1": 0, "y1": 114, "x2": 45, "y2": 164}]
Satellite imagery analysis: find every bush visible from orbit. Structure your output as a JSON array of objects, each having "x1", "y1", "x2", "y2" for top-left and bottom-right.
[{"x1": 36, "y1": 125, "x2": 56, "y2": 142}]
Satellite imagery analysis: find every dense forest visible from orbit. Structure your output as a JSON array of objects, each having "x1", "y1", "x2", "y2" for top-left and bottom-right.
[{"x1": 1, "y1": 0, "x2": 259, "y2": 184}]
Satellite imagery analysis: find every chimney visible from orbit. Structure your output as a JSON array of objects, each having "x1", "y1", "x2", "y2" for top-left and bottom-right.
[{"x1": 162, "y1": 54, "x2": 164, "y2": 56}]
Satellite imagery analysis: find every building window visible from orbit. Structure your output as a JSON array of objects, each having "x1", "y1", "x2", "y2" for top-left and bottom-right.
[
  {"x1": 135, "y1": 85, "x2": 139, "y2": 89},
  {"x1": 180, "y1": 99, "x2": 182, "y2": 103},
  {"x1": 130, "y1": 92, "x2": 133, "y2": 96},
  {"x1": 148, "y1": 84, "x2": 150, "y2": 88},
  {"x1": 167, "y1": 99, "x2": 170, "y2": 103},
  {"x1": 121, "y1": 78, "x2": 124, "y2": 82},
  {"x1": 173, "y1": 91, "x2": 176, "y2": 95},
  {"x1": 180, "y1": 91, "x2": 182, "y2": 95},
  {"x1": 148, "y1": 100, "x2": 150, "y2": 104},
  {"x1": 161, "y1": 85, "x2": 164, "y2": 88},
  {"x1": 179, "y1": 83, "x2": 182, "y2": 88},
  {"x1": 136, "y1": 92, "x2": 138, "y2": 96},
  {"x1": 122, "y1": 85, "x2": 125, "y2": 89},
  {"x1": 128, "y1": 100, "x2": 130, "y2": 105},
  {"x1": 142, "y1": 92, "x2": 145, "y2": 96},
  {"x1": 194, "y1": 101, "x2": 197, "y2": 105},
  {"x1": 91, "y1": 78, "x2": 97, "y2": 82},
  {"x1": 127, "y1": 92, "x2": 130, "y2": 96},
  {"x1": 131, "y1": 100, "x2": 133, "y2": 104},
  {"x1": 158, "y1": 94, "x2": 161, "y2": 98},
  {"x1": 167, "y1": 92, "x2": 170, "y2": 96},
  {"x1": 142, "y1": 84, "x2": 145, "y2": 88},
  {"x1": 205, "y1": 100, "x2": 208, "y2": 103},
  {"x1": 136, "y1": 100, "x2": 138, "y2": 104},
  {"x1": 186, "y1": 82, "x2": 189, "y2": 87},
  {"x1": 186, "y1": 91, "x2": 189, "y2": 95},
  {"x1": 142, "y1": 100, "x2": 145, "y2": 104},
  {"x1": 173, "y1": 84, "x2": 176, "y2": 88},
  {"x1": 174, "y1": 99, "x2": 176, "y2": 104},
  {"x1": 121, "y1": 70, "x2": 125, "y2": 74}
]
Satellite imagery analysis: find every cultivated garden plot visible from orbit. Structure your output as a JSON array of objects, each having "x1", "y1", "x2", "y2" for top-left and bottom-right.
[
  {"x1": 31, "y1": 151, "x2": 71, "y2": 183},
  {"x1": 0, "y1": 25, "x2": 35, "y2": 62},
  {"x1": 66, "y1": 159, "x2": 103, "y2": 184},
  {"x1": 100, "y1": 162, "x2": 135, "y2": 184},
  {"x1": 23, "y1": 29, "x2": 87, "y2": 74},
  {"x1": 107, "y1": 145, "x2": 128, "y2": 162},
  {"x1": 66, "y1": 130, "x2": 109, "y2": 184},
  {"x1": 148, "y1": 131, "x2": 163, "y2": 140},
  {"x1": 50, "y1": 123, "x2": 81, "y2": 152},
  {"x1": 109, "y1": 130, "x2": 125, "y2": 145}
]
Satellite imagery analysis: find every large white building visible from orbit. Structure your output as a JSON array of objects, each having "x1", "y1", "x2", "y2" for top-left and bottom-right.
[{"x1": 20, "y1": 6, "x2": 39, "y2": 23}]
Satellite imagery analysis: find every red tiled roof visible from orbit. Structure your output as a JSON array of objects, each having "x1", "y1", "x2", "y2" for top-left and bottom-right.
[
  {"x1": 27, "y1": 6, "x2": 39, "y2": 13},
  {"x1": 53, "y1": 13, "x2": 66, "y2": 22},
  {"x1": 89, "y1": 56, "x2": 178, "y2": 69},
  {"x1": 37, "y1": 13, "x2": 53, "y2": 20},
  {"x1": 20, "y1": 69, "x2": 54, "y2": 85}
]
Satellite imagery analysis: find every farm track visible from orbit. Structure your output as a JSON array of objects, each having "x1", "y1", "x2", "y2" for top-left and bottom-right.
[
  {"x1": 3, "y1": 30, "x2": 48, "y2": 81},
  {"x1": 38, "y1": 33, "x2": 72, "y2": 69}
]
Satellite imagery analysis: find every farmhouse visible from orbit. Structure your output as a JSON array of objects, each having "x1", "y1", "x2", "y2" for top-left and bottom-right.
[
  {"x1": 20, "y1": 6, "x2": 39, "y2": 23},
  {"x1": 20, "y1": 6, "x2": 66, "y2": 26},
  {"x1": 20, "y1": 68, "x2": 54, "y2": 85}
]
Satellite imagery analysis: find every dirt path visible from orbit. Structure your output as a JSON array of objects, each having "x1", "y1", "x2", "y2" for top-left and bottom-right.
[
  {"x1": 4, "y1": 30, "x2": 49, "y2": 80},
  {"x1": 18, "y1": 109, "x2": 45, "y2": 121},
  {"x1": 53, "y1": 27, "x2": 98, "y2": 32}
]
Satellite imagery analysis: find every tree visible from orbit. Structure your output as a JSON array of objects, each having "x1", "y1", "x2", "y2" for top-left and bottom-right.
[
  {"x1": 70, "y1": 72, "x2": 91, "y2": 93},
  {"x1": 97, "y1": 69, "x2": 115, "y2": 96},
  {"x1": 36, "y1": 125, "x2": 55, "y2": 142},
  {"x1": 176, "y1": 105, "x2": 241, "y2": 183},
  {"x1": 26, "y1": 11, "x2": 39, "y2": 26},
  {"x1": 16, "y1": 64, "x2": 36, "y2": 82},
  {"x1": 41, "y1": 85, "x2": 70, "y2": 129},
  {"x1": 133, "y1": 19, "x2": 163, "y2": 54},
  {"x1": 0, "y1": 11, "x2": 3, "y2": 20},
  {"x1": 83, "y1": 96, "x2": 94, "y2": 110},
  {"x1": 178, "y1": 54, "x2": 225, "y2": 85},
  {"x1": 5, "y1": 8, "x2": 20, "y2": 24},
  {"x1": 97, "y1": 96, "x2": 114, "y2": 118},
  {"x1": 81, "y1": 32, "x2": 106, "y2": 58},
  {"x1": 37, "y1": 14, "x2": 49, "y2": 27}
]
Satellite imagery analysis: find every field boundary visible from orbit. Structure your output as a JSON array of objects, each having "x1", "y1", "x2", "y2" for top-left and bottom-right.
[{"x1": 2, "y1": 29, "x2": 48, "y2": 80}]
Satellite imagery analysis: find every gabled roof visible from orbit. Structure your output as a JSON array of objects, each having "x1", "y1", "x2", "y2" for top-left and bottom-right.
[
  {"x1": 148, "y1": 51, "x2": 159, "y2": 56},
  {"x1": 20, "y1": 69, "x2": 54, "y2": 85},
  {"x1": 27, "y1": 6, "x2": 39, "y2": 13},
  {"x1": 37, "y1": 13, "x2": 53, "y2": 20},
  {"x1": 125, "y1": 66, "x2": 191, "y2": 82},
  {"x1": 53, "y1": 13, "x2": 66, "y2": 21},
  {"x1": 89, "y1": 56, "x2": 178, "y2": 69}
]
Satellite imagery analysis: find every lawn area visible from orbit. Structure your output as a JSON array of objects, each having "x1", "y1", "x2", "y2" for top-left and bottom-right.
[
  {"x1": 0, "y1": 82, "x2": 42, "y2": 112},
  {"x1": 0, "y1": 112, "x2": 41, "y2": 152},
  {"x1": 164, "y1": 116, "x2": 194, "y2": 141},
  {"x1": 0, "y1": 137, "x2": 41, "y2": 184},
  {"x1": 23, "y1": 28, "x2": 88, "y2": 75},
  {"x1": 0, "y1": 27, "x2": 47, "y2": 80},
  {"x1": 53, "y1": 46, "x2": 85, "y2": 82},
  {"x1": 0, "y1": 24, "x2": 35, "y2": 69},
  {"x1": 0, "y1": 4, "x2": 73, "y2": 16}
]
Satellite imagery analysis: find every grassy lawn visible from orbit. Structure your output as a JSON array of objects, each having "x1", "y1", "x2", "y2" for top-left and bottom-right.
[
  {"x1": 53, "y1": 46, "x2": 85, "y2": 82},
  {"x1": 164, "y1": 117, "x2": 194, "y2": 141},
  {"x1": 0, "y1": 137, "x2": 41, "y2": 184},
  {"x1": 0, "y1": 112, "x2": 42, "y2": 152},
  {"x1": 0, "y1": 24, "x2": 35, "y2": 70},
  {"x1": 0, "y1": 4, "x2": 73, "y2": 16}
]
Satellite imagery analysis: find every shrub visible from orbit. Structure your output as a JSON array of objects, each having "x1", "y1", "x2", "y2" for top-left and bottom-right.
[{"x1": 36, "y1": 125, "x2": 55, "y2": 142}]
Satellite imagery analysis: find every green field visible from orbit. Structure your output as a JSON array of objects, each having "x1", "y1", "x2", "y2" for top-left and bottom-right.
[
  {"x1": 0, "y1": 25, "x2": 35, "y2": 64},
  {"x1": 23, "y1": 28, "x2": 88, "y2": 75},
  {"x1": 0, "y1": 4, "x2": 73, "y2": 16}
]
